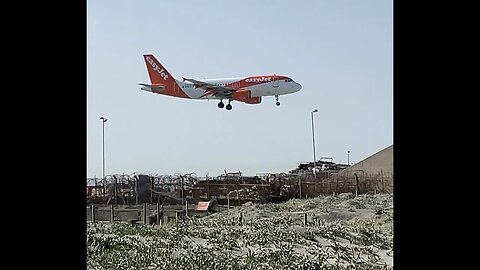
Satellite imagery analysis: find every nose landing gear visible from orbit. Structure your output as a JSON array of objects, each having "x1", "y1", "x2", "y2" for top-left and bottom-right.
[{"x1": 275, "y1": 95, "x2": 280, "y2": 106}]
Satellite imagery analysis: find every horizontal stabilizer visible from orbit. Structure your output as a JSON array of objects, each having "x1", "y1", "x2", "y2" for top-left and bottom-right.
[{"x1": 139, "y1": 83, "x2": 166, "y2": 92}]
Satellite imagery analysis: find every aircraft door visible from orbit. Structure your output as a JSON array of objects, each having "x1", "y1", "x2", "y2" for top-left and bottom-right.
[{"x1": 272, "y1": 76, "x2": 279, "y2": 88}]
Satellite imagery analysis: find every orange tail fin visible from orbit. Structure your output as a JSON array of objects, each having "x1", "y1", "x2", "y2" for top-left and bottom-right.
[
  {"x1": 142, "y1": 54, "x2": 189, "y2": 98},
  {"x1": 143, "y1": 54, "x2": 175, "y2": 84}
]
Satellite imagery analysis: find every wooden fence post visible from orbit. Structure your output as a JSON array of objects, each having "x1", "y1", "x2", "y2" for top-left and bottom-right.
[
  {"x1": 135, "y1": 176, "x2": 139, "y2": 205},
  {"x1": 114, "y1": 176, "x2": 118, "y2": 205},
  {"x1": 110, "y1": 204, "x2": 114, "y2": 222},
  {"x1": 237, "y1": 190, "x2": 240, "y2": 206},
  {"x1": 336, "y1": 177, "x2": 339, "y2": 196},
  {"x1": 157, "y1": 201, "x2": 161, "y2": 225},
  {"x1": 91, "y1": 205, "x2": 96, "y2": 223},
  {"x1": 299, "y1": 176, "x2": 302, "y2": 199},
  {"x1": 150, "y1": 176, "x2": 154, "y2": 203},
  {"x1": 143, "y1": 203, "x2": 147, "y2": 224},
  {"x1": 354, "y1": 173, "x2": 359, "y2": 196},
  {"x1": 303, "y1": 213, "x2": 307, "y2": 226}
]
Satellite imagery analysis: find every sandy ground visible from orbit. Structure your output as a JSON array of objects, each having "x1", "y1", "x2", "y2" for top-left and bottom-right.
[
  {"x1": 190, "y1": 193, "x2": 393, "y2": 267},
  {"x1": 87, "y1": 193, "x2": 393, "y2": 269}
]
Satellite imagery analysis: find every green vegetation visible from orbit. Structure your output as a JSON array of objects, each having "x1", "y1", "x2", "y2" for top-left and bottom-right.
[{"x1": 87, "y1": 194, "x2": 393, "y2": 270}]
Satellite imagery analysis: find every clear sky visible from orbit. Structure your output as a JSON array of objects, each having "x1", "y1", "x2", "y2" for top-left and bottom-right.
[{"x1": 87, "y1": 0, "x2": 392, "y2": 178}]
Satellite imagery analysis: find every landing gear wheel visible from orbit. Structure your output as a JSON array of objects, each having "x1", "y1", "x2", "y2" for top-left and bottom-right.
[
  {"x1": 218, "y1": 102, "x2": 224, "y2": 108},
  {"x1": 226, "y1": 104, "x2": 232, "y2": 110},
  {"x1": 276, "y1": 101, "x2": 281, "y2": 106}
]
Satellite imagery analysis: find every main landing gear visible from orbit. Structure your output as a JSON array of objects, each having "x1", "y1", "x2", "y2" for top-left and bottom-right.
[
  {"x1": 218, "y1": 100, "x2": 233, "y2": 110},
  {"x1": 275, "y1": 95, "x2": 281, "y2": 106}
]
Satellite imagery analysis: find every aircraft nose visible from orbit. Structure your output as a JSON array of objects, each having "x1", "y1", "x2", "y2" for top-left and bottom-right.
[{"x1": 296, "y1": 82, "x2": 302, "y2": 91}]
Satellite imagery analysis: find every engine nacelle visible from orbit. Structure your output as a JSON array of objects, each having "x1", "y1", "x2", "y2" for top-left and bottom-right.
[
  {"x1": 232, "y1": 90, "x2": 261, "y2": 104},
  {"x1": 244, "y1": 96, "x2": 262, "y2": 104},
  {"x1": 232, "y1": 90, "x2": 251, "y2": 101}
]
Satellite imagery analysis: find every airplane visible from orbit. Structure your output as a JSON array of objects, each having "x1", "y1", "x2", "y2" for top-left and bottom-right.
[{"x1": 139, "y1": 54, "x2": 302, "y2": 110}]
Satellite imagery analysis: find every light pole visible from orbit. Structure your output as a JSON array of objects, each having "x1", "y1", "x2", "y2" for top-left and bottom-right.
[
  {"x1": 347, "y1": 150, "x2": 350, "y2": 166},
  {"x1": 100, "y1": 117, "x2": 107, "y2": 180},
  {"x1": 311, "y1": 109, "x2": 318, "y2": 177}
]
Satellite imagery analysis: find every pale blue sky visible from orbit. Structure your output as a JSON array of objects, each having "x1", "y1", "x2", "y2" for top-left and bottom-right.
[{"x1": 87, "y1": 0, "x2": 392, "y2": 178}]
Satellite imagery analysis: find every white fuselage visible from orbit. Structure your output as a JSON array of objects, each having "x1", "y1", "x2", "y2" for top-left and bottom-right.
[{"x1": 174, "y1": 78, "x2": 302, "y2": 100}]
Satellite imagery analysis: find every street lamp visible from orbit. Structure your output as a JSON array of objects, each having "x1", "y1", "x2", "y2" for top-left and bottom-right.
[
  {"x1": 311, "y1": 109, "x2": 318, "y2": 177},
  {"x1": 100, "y1": 117, "x2": 108, "y2": 180},
  {"x1": 347, "y1": 150, "x2": 350, "y2": 165}
]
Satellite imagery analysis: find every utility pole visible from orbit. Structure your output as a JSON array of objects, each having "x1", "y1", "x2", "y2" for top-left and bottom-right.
[
  {"x1": 100, "y1": 117, "x2": 107, "y2": 201},
  {"x1": 311, "y1": 109, "x2": 318, "y2": 177}
]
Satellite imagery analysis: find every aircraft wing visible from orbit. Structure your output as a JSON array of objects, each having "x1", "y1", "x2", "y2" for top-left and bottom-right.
[{"x1": 182, "y1": 77, "x2": 235, "y2": 98}]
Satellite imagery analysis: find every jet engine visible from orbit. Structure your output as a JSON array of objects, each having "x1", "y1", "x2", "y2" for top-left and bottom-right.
[
  {"x1": 244, "y1": 96, "x2": 262, "y2": 104},
  {"x1": 232, "y1": 90, "x2": 261, "y2": 104}
]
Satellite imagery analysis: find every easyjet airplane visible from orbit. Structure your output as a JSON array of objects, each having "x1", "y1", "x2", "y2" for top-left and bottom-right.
[{"x1": 139, "y1": 54, "x2": 302, "y2": 110}]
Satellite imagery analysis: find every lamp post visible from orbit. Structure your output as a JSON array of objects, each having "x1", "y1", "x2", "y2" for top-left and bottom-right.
[
  {"x1": 100, "y1": 117, "x2": 107, "y2": 181},
  {"x1": 347, "y1": 150, "x2": 350, "y2": 165},
  {"x1": 311, "y1": 109, "x2": 318, "y2": 177}
]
